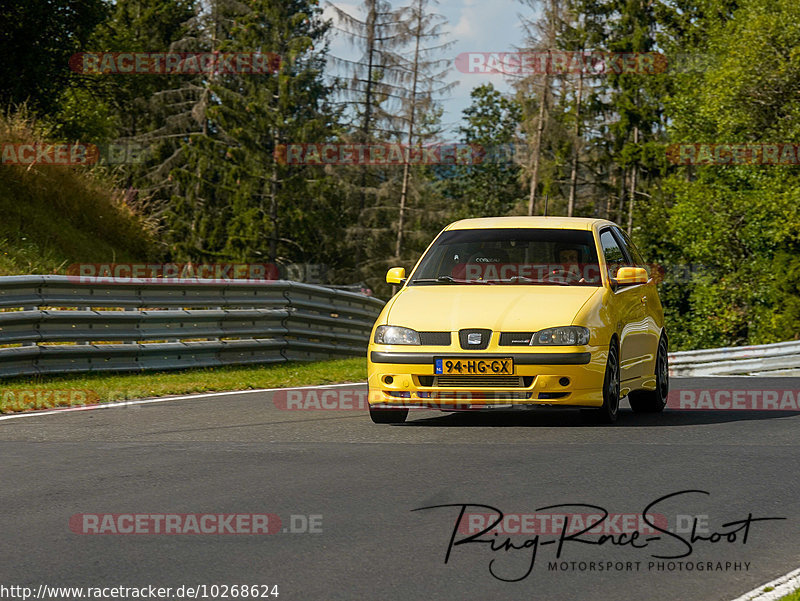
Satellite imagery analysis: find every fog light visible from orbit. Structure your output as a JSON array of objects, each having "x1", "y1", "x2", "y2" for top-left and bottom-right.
[
  {"x1": 559, "y1": 377, "x2": 570, "y2": 387},
  {"x1": 384, "y1": 375, "x2": 394, "y2": 384}
]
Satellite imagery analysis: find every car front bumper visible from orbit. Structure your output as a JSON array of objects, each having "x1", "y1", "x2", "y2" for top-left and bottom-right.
[{"x1": 367, "y1": 347, "x2": 607, "y2": 409}]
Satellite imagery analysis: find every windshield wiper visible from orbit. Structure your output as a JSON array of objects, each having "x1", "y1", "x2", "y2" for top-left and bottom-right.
[
  {"x1": 411, "y1": 275, "x2": 491, "y2": 284},
  {"x1": 483, "y1": 275, "x2": 572, "y2": 285}
]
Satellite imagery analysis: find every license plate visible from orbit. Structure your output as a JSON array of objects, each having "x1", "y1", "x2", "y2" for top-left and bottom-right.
[{"x1": 434, "y1": 358, "x2": 514, "y2": 375}]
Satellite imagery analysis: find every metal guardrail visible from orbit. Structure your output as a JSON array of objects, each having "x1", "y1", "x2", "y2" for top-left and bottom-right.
[
  {"x1": 0, "y1": 276, "x2": 385, "y2": 379},
  {"x1": 669, "y1": 340, "x2": 800, "y2": 377},
  {"x1": 3, "y1": 275, "x2": 795, "y2": 379}
]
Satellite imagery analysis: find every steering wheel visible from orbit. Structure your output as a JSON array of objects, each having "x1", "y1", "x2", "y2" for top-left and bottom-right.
[{"x1": 542, "y1": 268, "x2": 584, "y2": 283}]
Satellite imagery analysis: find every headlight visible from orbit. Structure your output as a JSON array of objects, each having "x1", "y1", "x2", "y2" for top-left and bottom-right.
[
  {"x1": 374, "y1": 325, "x2": 421, "y2": 345},
  {"x1": 531, "y1": 326, "x2": 589, "y2": 346}
]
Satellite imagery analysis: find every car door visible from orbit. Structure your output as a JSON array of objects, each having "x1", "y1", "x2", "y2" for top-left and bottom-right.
[
  {"x1": 599, "y1": 228, "x2": 647, "y2": 382},
  {"x1": 615, "y1": 227, "x2": 662, "y2": 377}
]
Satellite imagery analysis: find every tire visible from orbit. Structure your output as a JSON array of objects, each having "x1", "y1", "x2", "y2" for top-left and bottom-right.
[
  {"x1": 369, "y1": 405, "x2": 408, "y2": 424},
  {"x1": 585, "y1": 340, "x2": 620, "y2": 424},
  {"x1": 628, "y1": 335, "x2": 669, "y2": 413}
]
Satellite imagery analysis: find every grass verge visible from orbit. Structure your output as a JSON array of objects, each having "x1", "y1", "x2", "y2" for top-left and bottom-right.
[
  {"x1": 0, "y1": 111, "x2": 160, "y2": 276},
  {"x1": 775, "y1": 588, "x2": 800, "y2": 601},
  {"x1": 0, "y1": 358, "x2": 367, "y2": 413}
]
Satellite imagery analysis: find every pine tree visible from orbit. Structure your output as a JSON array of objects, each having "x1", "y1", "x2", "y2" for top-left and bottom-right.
[
  {"x1": 165, "y1": 0, "x2": 340, "y2": 267},
  {"x1": 391, "y1": 0, "x2": 455, "y2": 259},
  {"x1": 0, "y1": 0, "x2": 108, "y2": 120},
  {"x1": 325, "y1": 0, "x2": 410, "y2": 280},
  {"x1": 603, "y1": 0, "x2": 664, "y2": 232},
  {"x1": 437, "y1": 83, "x2": 524, "y2": 218},
  {"x1": 515, "y1": 0, "x2": 561, "y2": 216},
  {"x1": 326, "y1": 0, "x2": 408, "y2": 141}
]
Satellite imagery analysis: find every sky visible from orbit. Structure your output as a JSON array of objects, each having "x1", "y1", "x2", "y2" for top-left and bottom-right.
[{"x1": 324, "y1": 0, "x2": 532, "y2": 137}]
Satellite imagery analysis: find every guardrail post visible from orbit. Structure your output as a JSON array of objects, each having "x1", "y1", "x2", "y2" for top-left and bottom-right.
[
  {"x1": 210, "y1": 306, "x2": 222, "y2": 342},
  {"x1": 124, "y1": 307, "x2": 136, "y2": 344},
  {"x1": 21, "y1": 305, "x2": 36, "y2": 347},
  {"x1": 77, "y1": 307, "x2": 90, "y2": 345}
]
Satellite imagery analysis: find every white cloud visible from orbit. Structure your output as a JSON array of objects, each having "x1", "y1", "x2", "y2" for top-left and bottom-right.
[
  {"x1": 436, "y1": 0, "x2": 528, "y2": 132},
  {"x1": 452, "y1": 13, "x2": 474, "y2": 38}
]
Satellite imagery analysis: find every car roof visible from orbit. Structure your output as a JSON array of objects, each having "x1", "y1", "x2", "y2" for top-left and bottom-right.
[{"x1": 444, "y1": 216, "x2": 616, "y2": 231}]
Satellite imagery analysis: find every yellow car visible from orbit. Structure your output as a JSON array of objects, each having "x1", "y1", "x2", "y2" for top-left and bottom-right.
[{"x1": 367, "y1": 216, "x2": 668, "y2": 424}]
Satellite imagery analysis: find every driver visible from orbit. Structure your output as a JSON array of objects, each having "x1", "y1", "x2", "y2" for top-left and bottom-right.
[
  {"x1": 549, "y1": 246, "x2": 584, "y2": 284},
  {"x1": 558, "y1": 247, "x2": 580, "y2": 266}
]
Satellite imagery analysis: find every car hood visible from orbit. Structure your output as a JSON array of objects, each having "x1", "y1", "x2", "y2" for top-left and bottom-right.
[{"x1": 384, "y1": 285, "x2": 601, "y2": 332}]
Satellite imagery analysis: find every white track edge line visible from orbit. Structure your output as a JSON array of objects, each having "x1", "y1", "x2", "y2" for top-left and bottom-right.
[
  {"x1": 0, "y1": 381, "x2": 366, "y2": 422},
  {"x1": 0, "y1": 373, "x2": 790, "y2": 422},
  {"x1": 729, "y1": 566, "x2": 800, "y2": 601}
]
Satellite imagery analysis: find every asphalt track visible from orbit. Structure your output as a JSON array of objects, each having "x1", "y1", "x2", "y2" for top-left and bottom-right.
[{"x1": 0, "y1": 376, "x2": 798, "y2": 601}]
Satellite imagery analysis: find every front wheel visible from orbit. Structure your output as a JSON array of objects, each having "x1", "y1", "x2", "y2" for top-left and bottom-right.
[
  {"x1": 369, "y1": 405, "x2": 408, "y2": 424},
  {"x1": 629, "y1": 335, "x2": 669, "y2": 413},
  {"x1": 585, "y1": 340, "x2": 620, "y2": 424}
]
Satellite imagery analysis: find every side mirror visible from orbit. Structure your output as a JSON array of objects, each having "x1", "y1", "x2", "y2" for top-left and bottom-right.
[
  {"x1": 386, "y1": 267, "x2": 406, "y2": 285},
  {"x1": 613, "y1": 266, "x2": 649, "y2": 286}
]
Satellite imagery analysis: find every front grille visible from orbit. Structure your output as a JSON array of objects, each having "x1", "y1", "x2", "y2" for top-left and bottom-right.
[
  {"x1": 499, "y1": 332, "x2": 535, "y2": 346},
  {"x1": 419, "y1": 391, "x2": 533, "y2": 400},
  {"x1": 419, "y1": 331, "x2": 451, "y2": 345},
  {"x1": 434, "y1": 375, "x2": 525, "y2": 388}
]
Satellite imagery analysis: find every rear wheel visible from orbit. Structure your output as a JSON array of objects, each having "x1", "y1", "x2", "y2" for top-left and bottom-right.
[
  {"x1": 629, "y1": 335, "x2": 669, "y2": 413},
  {"x1": 585, "y1": 340, "x2": 620, "y2": 424},
  {"x1": 369, "y1": 405, "x2": 408, "y2": 424}
]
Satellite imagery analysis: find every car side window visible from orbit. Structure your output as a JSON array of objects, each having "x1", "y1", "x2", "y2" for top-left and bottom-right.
[
  {"x1": 614, "y1": 228, "x2": 643, "y2": 265},
  {"x1": 614, "y1": 227, "x2": 651, "y2": 277},
  {"x1": 599, "y1": 229, "x2": 627, "y2": 278}
]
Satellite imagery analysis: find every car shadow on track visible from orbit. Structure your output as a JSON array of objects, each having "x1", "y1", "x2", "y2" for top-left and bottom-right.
[{"x1": 397, "y1": 405, "x2": 800, "y2": 428}]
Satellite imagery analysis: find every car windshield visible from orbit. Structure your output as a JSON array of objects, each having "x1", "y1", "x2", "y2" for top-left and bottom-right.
[{"x1": 409, "y1": 228, "x2": 602, "y2": 286}]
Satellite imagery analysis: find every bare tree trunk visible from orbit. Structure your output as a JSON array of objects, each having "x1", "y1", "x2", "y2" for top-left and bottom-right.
[
  {"x1": 396, "y1": 153, "x2": 412, "y2": 258},
  {"x1": 192, "y1": 89, "x2": 208, "y2": 242},
  {"x1": 527, "y1": 73, "x2": 549, "y2": 216},
  {"x1": 192, "y1": 4, "x2": 218, "y2": 250},
  {"x1": 270, "y1": 128, "x2": 279, "y2": 262},
  {"x1": 269, "y1": 37, "x2": 285, "y2": 263},
  {"x1": 618, "y1": 166, "x2": 627, "y2": 223},
  {"x1": 355, "y1": 1, "x2": 377, "y2": 270},
  {"x1": 363, "y1": 1, "x2": 376, "y2": 148},
  {"x1": 567, "y1": 68, "x2": 584, "y2": 217},
  {"x1": 525, "y1": 0, "x2": 558, "y2": 216},
  {"x1": 395, "y1": 0, "x2": 422, "y2": 259},
  {"x1": 627, "y1": 126, "x2": 639, "y2": 235},
  {"x1": 359, "y1": 0, "x2": 377, "y2": 215},
  {"x1": 606, "y1": 169, "x2": 615, "y2": 220}
]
